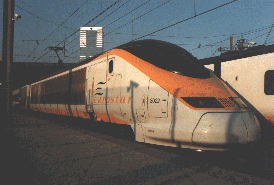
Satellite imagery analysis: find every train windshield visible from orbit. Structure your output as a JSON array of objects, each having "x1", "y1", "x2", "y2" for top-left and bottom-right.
[{"x1": 117, "y1": 39, "x2": 210, "y2": 79}]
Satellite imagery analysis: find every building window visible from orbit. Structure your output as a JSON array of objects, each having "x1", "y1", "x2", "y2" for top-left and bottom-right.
[{"x1": 264, "y1": 70, "x2": 274, "y2": 95}]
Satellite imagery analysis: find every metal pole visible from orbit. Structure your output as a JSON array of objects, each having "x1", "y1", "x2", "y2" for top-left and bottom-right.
[
  {"x1": 230, "y1": 36, "x2": 233, "y2": 51},
  {"x1": 2, "y1": 0, "x2": 15, "y2": 122},
  {"x1": 132, "y1": 20, "x2": 133, "y2": 41}
]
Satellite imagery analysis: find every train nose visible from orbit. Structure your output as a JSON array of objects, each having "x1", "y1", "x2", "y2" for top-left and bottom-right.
[{"x1": 192, "y1": 112, "x2": 261, "y2": 145}]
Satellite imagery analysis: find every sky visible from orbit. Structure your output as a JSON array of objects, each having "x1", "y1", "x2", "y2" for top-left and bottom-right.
[{"x1": 1, "y1": 0, "x2": 274, "y2": 64}]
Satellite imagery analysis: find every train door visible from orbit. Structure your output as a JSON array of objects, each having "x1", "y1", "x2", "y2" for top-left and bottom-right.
[
  {"x1": 106, "y1": 58, "x2": 122, "y2": 123},
  {"x1": 142, "y1": 79, "x2": 171, "y2": 141},
  {"x1": 135, "y1": 93, "x2": 147, "y2": 123},
  {"x1": 92, "y1": 60, "x2": 109, "y2": 121},
  {"x1": 86, "y1": 66, "x2": 93, "y2": 112}
]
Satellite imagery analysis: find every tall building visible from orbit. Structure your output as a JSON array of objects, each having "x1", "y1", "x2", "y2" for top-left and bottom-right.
[{"x1": 80, "y1": 27, "x2": 103, "y2": 60}]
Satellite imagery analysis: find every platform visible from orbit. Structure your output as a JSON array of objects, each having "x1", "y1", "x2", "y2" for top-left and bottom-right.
[{"x1": 1, "y1": 111, "x2": 273, "y2": 184}]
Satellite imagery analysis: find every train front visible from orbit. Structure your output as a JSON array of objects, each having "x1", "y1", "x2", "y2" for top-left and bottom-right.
[
  {"x1": 173, "y1": 74, "x2": 261, "y2": 151},
  {"x1": 166, "y1": 55, "x2": 261, "y2": 151},
  {"x1": 118, "y1": 39, "x2": 261, "y2": 151}
]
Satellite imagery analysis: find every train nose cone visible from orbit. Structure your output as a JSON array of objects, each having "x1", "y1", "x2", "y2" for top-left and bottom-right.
[{"x1": 192, "y1": 112, "x2": 257, "y2": 145}]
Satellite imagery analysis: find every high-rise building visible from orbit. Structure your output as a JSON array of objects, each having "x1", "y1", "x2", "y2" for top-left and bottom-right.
[{"x1": 80, "y1": 27, "x2": 103, "y2": 60}]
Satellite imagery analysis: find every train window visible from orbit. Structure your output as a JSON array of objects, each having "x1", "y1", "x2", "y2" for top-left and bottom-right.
[
  {"x1": 109, "y1": 60, "x2": 113, "y2": 73},
  {"x1": 265, "y1": 70, "x2": 274, "y2": 95}
]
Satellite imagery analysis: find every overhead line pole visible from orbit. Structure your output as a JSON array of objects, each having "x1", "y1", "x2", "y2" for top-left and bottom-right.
[{"x1": 2, "y1": 0, "x2": 15, "y2": 122}]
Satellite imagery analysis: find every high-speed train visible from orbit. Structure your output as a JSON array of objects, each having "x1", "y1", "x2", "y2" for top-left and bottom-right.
[{"x1": 14, "y1": 39, "x2": 261, "y2": 151}]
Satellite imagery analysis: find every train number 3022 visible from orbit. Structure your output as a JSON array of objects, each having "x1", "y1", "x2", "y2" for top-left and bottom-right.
[{"x1": 150, "y1": 98, "x2": 160, "y2": 103}]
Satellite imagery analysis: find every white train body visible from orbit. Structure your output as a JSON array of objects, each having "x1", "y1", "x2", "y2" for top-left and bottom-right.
[
  {"x1": 205, "y1": 51, "x2": 274, "y2": 125},
  {"x1": 15, "y1": 40, "x2": 261, "y2": 150}
]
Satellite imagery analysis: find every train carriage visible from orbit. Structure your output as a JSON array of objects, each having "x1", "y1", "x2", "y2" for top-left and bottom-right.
[{"x1": 205, "y1": 50, "x2": 274, "y2": 126}]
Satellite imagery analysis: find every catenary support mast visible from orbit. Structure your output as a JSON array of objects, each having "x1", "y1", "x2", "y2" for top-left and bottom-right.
[{"x1": 2, "y1": 0, "x2": 15, "y2": 121}]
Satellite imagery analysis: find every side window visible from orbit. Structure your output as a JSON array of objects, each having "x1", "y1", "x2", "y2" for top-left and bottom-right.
[
  {"x1": 264, "y1": 70, "x2": 274, "y2": 95},
  {"x1": 109, "y1": 60, "x2": 113, "y2": 74}
]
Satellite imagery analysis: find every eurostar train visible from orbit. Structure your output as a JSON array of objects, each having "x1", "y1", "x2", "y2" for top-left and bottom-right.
[{"x1": 14, "y1": 39, "x2": 261, "y2": 151}]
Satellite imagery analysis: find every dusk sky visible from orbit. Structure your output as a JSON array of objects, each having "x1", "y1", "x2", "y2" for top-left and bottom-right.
[{"x1": 1, "y1": 0, "x2": 274, "y2": 63}]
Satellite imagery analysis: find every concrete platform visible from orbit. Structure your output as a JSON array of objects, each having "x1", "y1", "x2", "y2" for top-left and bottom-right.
[{"x1": 1, "y1": 111, "x2": 274, "y2": 184}]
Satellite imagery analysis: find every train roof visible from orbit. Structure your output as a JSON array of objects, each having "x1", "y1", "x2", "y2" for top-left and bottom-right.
[
  {"x1": 199, "y1": 44, "x2": 274, "y2": 65},
  {"x1": 116, "y1": 39, "x2": 210, "y2": 78},
  {"x1": 36, "y1": 52, "x2": 103, "y2": 83}
]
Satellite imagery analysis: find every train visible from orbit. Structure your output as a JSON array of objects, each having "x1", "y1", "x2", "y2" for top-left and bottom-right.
[
  {"x1": 13, "y1": 39, "x2": 261, "y2": 151},
  {"x1": 203, "y1": 45, "x2": 274, "y2": 126}
]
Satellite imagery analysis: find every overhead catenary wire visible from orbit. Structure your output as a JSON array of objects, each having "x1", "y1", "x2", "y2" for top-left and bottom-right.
[
  {"x1": 17, "y1": 0, "x2": 274, "y2": 63},
  {"x1": 51, "y1": 0, "x2": 271, "y2": 61},
  {"x1": 103, "y1": 0, "x2": 152, "y2": 29},
  {"x1": 107, "y1": 23, "x2": 274, "y2": 39},
  {"x1": 64, "y1": 0, "x2": 152, "y2": 48},
  {"x1": 26, "y1": 0, "x2": 90, "y2": 59},
  {"x1": 63, "y1": 0, "x2": 171, "y2": 55},
  {"x1": 55, "y1": 22, "x2": 274, "y2": 58},
  {"x1": 191, "y1": 24, "x2": 273, "y2": 53},
  {"x1": 32, "y1": 0, "x2": 272, "y2": 49},
  {"x1": 104, "y1": 0, "x2": 172, "y2": 37},
  {"x1": 64, "y1": 0, "x2": 172, "y2": 54},
  {"x1": 246, "y1": 31, "x2": 270, "y2": 42},
  {"x1": 18, "y1": 0, "x2": 240, "y2": 63},
  {"x1": 192, "y1": 31, "x2": 270, "y2": 56},
  {"x1": 93, "y1": 0, "x2": 132, "y2": 28},
  {"x1": 55, "y1": 0, "x2": 121, "y2": 47},
  {"x1": 42, "y1": 0, "x2": 139, "y2": 62},
  {"x1": 16, "y1": 5, "x2": 74, "y2": 29},
  {"x1": 133, "y1": 0, "x2": 239, "y2": 41},
  {"x1": 99, "y1": 0, "x2": 241, "y2": 58},
  {"x1": 65, "y1": 0, "x2": 132, "y2": 47}
]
